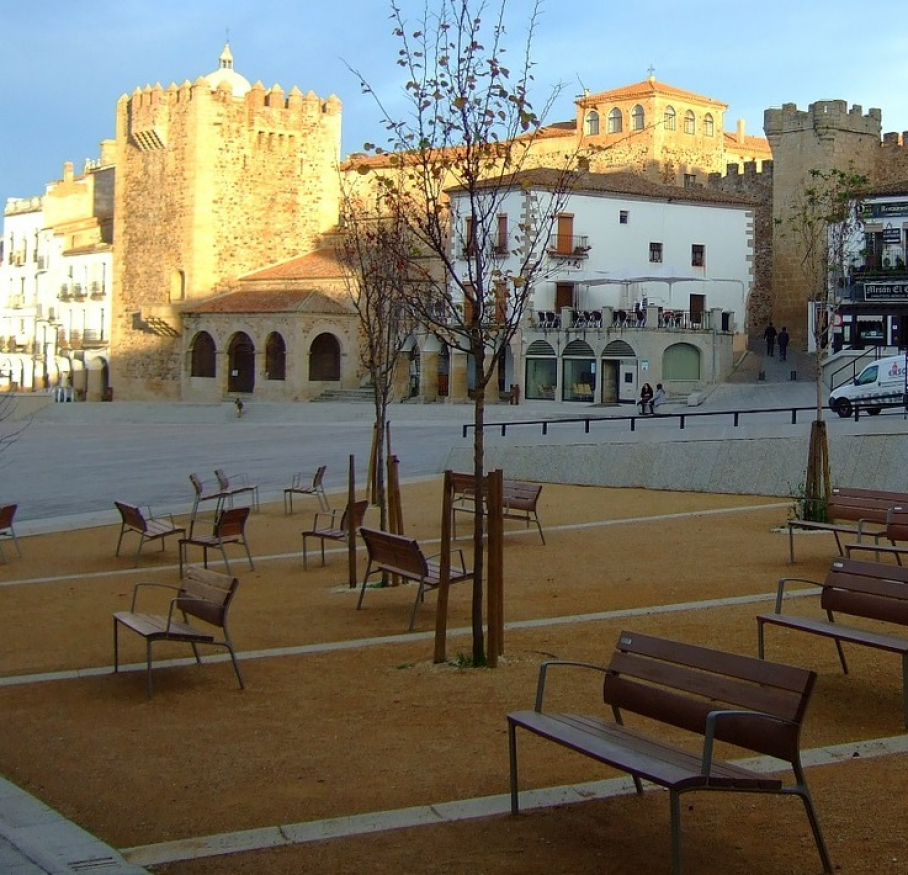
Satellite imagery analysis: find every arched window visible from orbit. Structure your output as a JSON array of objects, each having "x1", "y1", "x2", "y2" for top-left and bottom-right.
[
  {"x1": 169, "y1": 269, "x2": 186, "y2": 302},
  {"x1": 265, "y1": 332, "x2": 286, "y2": 380},
  {"x1": 684, "y1": 110, "x2": 696, "y2": 135},
  {"x1": 631, "y1": 104, "x2": 645, "y2": 131},
  {"x1": 309, "y1": 333, "x2": 340, "y2": 381},
  {"x1": 704, "y1": 113, "x2": 715, "y2": 137},
  {"x1": 227, "y1": 332, "x2": 255, "y2": 394},
  {"x1": 190, "y1": 331, "x2": 216, "y2": 378},
  {"x1": 607, "y1": 108, "x2": 623, "y2": 134},
  {"x1": 585, "y1": 110, "x2": 599, "y2": 136},
  {"x1": 664, "y1": 106, "x2": 676, "y2": 131}
]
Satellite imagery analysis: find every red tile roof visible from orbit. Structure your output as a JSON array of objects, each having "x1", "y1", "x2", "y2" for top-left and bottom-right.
[
  {"x1": 185, "y1": 288, "x2": 353, "y2": 315},
  {"x1": 242, "y1": 248, "x2": 346, "y2": 280}
]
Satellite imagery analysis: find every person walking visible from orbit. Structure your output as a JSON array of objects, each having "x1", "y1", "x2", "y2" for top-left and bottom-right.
[
  {"x1": 778, "y1": 326, "x2": 790, "y2": 361},
  {"x1": 763, "y1": 321, "x2": 777, "y2": 357}
]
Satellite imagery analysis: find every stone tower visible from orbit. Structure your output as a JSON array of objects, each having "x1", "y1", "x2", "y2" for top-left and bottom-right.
[
  {"x1": 111, "y1": 45, "x2": 342, "y2": 399},
  {"x1": 764, "y1": 100, "x2": 881, "y2": 349}
]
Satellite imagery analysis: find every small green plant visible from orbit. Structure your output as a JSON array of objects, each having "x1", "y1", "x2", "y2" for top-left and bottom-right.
[
  {"x1": 788, "y1": 481, "x2": 829, "y2": 522},
  {"x1": 449, "y1": 652, "x2": 488, "y2": 669}
]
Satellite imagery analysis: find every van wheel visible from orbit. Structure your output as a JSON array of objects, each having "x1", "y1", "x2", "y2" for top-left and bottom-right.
[
  {"x1": 834, "y1": 398, "x2": 852, "y2": 418},
  {"x1": 868, "y1": 407, "x2": 882, "y2": 416}
]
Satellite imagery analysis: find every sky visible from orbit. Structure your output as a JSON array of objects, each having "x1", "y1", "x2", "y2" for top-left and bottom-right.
[{"x1": 2, "y1": 0, "x2": 908, "y2": 208}]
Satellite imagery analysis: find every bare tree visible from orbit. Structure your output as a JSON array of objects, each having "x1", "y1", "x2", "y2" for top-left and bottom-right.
[
  {"x1": 349, "y1": 0, "x2": 588, "y2": 663},
  {"x1": 783, "y1": 166, "x2": 867, "y2": 520},
  {"x1": 336, "y1": 181, "x2": 418, "y2": 531}
]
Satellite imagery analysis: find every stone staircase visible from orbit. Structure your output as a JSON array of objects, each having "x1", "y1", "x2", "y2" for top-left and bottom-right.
[{"x1": 311, "y1": 386, "x2": 375, "y2": 403}]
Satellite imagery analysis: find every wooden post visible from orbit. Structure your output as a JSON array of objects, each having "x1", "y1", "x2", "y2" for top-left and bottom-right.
[
  {"x1": 434, "y1": 470, "x2": 454, "y2": 664},
  {"x1": 367, "y1": 423, "x2": 379, "y2": 505},
  {"x1": 347, "y1": 454, "x2": 357, "y2": 589},
  {"x1": 387, "y1": 453, "x2": 403, "y2": 587},
  {"x1": 486, "y1": 469, "x2": 504, "y2": 665}
]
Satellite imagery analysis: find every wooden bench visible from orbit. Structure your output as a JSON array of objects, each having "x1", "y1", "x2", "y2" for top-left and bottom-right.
[
  {"x1": 757, "y1": 557, "x2": 908, "y2": 727},
  {"x1": 507, "y1": 630, "x2": 832, "y2": 875},
  {"x1": 786, "y1": 486, "x2": 908, "y2": 562},
  {"x1": 214, "y1": 468, "x2": 260, "y2": 512},
  {"x1": 113, "y1": 566, "x2": 244, "y2": 699},
  {"x1": 450, "y1": 472, "x2": 545, "y2": 544},
  {"x1": 114, "y1": 501, "x2": 186, "y2": 566},
  {"x1": 0, "y1": 503, "x2": 22, "y2": 563},
  {"x1": 357, "y1": 527, "x2": 474, "y2": 630},
  {"x1": 845, "y1": 504, "x2": 908, "y2": 565}
]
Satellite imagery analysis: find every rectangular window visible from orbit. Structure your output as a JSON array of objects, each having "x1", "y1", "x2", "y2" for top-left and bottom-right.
[
  {"x1": 463, "y1": 217, "x2": 476, "y2": 257},
  {"x1": 494, "y1": 280, "x2": 508, "y2": 323},
  {"x1": 495, "y1": 215, "x2": 508, "y2": 254},
  {"x1": 683, "y1": 173, "x2": 696, "y2": 189},
  {"x1": 649, "y1": 242, "x2": 663, "y2": 263},
  {"x1": 691, "y1": 244, "x2": 705, "y2": 267},
  {"x1": 619, "y1": 210, "x2": 629, "y2": 224}
]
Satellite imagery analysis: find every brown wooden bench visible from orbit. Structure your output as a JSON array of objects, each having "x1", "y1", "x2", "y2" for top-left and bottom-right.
[
  {"x1": 0, "y1": 503, "x2": 22, "y2": 563},
  {"x1": 114, "y1": 501, "x2": 186, "y2": 566},
  {"x1": 113, "y1": 566, "x2": 244, "y2": 699},
  {"x1": 508, "y1": 630, "x2": 832, "y2": 875},
  {"x1": 214, "y1": 468, "x2": 260, "y2": 512},
  {"x1": 786, "y1": 486, "x2": 908, "y2": 562},
  {"x1": 845, "y1": 504, "x2": 908, "y2": 565},
  {"x1": 757, "y1": 556, "x2": 908, "y2": 727},
  {"x1": 450, "y1": 472, "x2": 545, "y2": 544},
  {"x1": 357, "y1": 527, "x2": 474, "y2": 630}
]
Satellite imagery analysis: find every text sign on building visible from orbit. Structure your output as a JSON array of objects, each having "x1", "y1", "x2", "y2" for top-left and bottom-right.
[
  {"x1": 883, "y1": 227, "x2": 903, "y2": 243},
  {"x1": 864, "y1": 282, "x2": 908, "y2": 301},
  {"x1": 865, "y1": 201, "x2": 908, "y2": 219}
]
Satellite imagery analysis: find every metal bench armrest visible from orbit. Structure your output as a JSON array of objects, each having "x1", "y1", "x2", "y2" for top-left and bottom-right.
[
  {"x1": 426, "y1": 548, "x2": 468, "y2": 575},
  {"x1": 702, "y1": 709, "x2": 794, "y2": 773},
  {"x1": 534, "y1": 660, "x2": 608, "y2": 712},
  {"x1": 130, "y1": 582, "x2": 180, "y2": 611},
  {"x1": 774, "y1": 576, "x2": 823, "y2": 611}
]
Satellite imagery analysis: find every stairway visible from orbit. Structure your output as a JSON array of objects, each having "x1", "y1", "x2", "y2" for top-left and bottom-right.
[{"x1": 311, "y1": 387, "x2": 375, "y2": 403}]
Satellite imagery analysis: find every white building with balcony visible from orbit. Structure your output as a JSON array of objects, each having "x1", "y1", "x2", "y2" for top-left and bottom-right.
[{"x1": 437, "y1": 169, "x2": 754, "y2": 404}]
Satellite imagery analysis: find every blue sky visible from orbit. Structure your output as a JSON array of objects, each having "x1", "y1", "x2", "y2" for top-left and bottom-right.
[{"x1": 2, "y1": 1, "x2": 908, "y2": 207}]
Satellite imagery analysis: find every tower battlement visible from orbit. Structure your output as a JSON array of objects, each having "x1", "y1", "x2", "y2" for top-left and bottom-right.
[{"x1": 764, "y1": 100, "x2": 882, "y2": 143}]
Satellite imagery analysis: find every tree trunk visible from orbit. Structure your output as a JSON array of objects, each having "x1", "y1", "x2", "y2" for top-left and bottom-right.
[
  {"x1": 472, "y1": 357, "x2": 486, "y2": 665},
  {"x1": 804, "y1": 419, "x2": 831, "y2": 521}
]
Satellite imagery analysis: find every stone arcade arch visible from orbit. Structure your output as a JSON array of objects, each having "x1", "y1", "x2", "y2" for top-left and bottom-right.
[
  {"x1": 662, "y1": 342, "x2": 701, "y2": 382},
  {"x1": 601, "y1": 339, "x2": 637, "y2": 405},
  {"x1": 308, "y1": 332, "x2": 340, "y2": 382},
  {"x1": 190, "y1": 331, "x2": 217, "y2": 378},
  {"x1": 227, "y1": 332, "x2": 255, "y2": 394},
  {"x1": 265, "y1": 332, "x2": 286, "y2": 381},
  {"x1": 562, "y1": 339, "x2": 596, "y2": 402},
  {"x1": 524, "y1": 339, "x2": 557, "y2": 400}
]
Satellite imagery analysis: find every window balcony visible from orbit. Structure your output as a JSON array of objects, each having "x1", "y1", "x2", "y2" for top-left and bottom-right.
[{"x1": 547, "y1": 234, "x2": 590, "y2": 259}]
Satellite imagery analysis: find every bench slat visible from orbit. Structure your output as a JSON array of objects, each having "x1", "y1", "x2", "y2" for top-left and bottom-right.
[
  {"x1": 508, "y1": 711, "x2": 780, "y2": 791},
  {"x1": 758, "y1": 613, "x2": 908, "y2": 654}
]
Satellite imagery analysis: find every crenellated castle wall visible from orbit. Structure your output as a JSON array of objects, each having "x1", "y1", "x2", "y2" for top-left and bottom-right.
[
  {"x1": 707, "y1": 161, "x2": 774, "y2": 338},
  {"x1": 764, "y1": 101, "x2": 882, "y2": 350},
  {"x1": 111, "y1": 76, "x2": 342, "y2": 399}
]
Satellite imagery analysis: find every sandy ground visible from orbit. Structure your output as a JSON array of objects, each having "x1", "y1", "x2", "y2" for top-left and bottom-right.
[{"x1": 0, "y1": 478, "x2": 904, "y2": 874}]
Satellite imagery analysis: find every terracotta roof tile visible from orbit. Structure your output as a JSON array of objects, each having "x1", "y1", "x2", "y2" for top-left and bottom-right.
[
  {"x1": 184, "y1": 288, "x2": 354, "y2": 315},
  {"x1": 242, "y1": 248, "x2": 345, "y2": 280},
  {"x1": 579, "y1": 78, "x2": 727, "y2": 110}
]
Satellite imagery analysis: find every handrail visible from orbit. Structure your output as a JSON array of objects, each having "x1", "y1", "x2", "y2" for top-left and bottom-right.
[
  {"x1": 827, "y1": 347, "x2": 887, "y2": 390},
  {"x1": 461, "y1": 402, "x2": 906, "y2": 438}
]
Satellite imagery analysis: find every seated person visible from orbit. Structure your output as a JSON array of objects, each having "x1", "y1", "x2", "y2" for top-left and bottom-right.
[
  {"x1": 653, "y1": 383, "x2": 666, "y2": 412},
  {"x1": 639, "y1": 382, "x2": 654, "y2": 415}
]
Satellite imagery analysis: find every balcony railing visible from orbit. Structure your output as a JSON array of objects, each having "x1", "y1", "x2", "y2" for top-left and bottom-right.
[{"x1": 546, "y1": 234, "x2": 590, "y2": 258}]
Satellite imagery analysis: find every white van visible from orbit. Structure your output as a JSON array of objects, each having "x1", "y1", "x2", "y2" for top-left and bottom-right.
[{"x1": 828, "y1": 354, "x2": 908, "y2": 417}]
